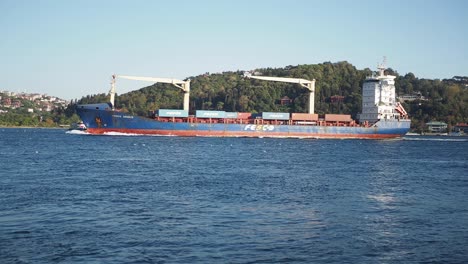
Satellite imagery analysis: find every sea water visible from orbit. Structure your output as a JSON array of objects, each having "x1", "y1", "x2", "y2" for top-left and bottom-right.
[{"x1": 1, "y1": 128, "x2": 467, "y2": 263}]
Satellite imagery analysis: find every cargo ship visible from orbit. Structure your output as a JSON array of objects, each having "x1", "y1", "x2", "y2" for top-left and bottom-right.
[{"x1": 76, "y1": 64, "x2": 411, "y2": 139}]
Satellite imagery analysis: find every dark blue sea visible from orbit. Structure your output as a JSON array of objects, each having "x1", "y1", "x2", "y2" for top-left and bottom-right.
[{"x1": 1, "y1": 128, "x2": 467, "y2": 263}]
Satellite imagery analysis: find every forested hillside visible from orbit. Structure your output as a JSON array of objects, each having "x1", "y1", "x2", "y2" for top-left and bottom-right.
[{"x1": 77, "y1": 61, "x2": 467, "y2": 132}]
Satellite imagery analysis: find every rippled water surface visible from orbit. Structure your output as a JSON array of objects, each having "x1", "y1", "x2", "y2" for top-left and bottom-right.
[{"x1": 1, "y1": 128, "x2": 467, "y2": 263}]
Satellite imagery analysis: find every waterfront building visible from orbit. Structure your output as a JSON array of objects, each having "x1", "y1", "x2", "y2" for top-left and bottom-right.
[{"x1": 426, "y1": 121, "x2": 447, "y2": 133}]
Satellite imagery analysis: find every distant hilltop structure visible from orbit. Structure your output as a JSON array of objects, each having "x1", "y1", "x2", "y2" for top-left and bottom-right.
[{"x1": 0, "y1": 90, "x2": 68, "y2": 113}]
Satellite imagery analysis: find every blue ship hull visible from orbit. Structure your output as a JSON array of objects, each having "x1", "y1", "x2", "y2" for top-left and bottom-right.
[{"x1": 76, "y1": 103, "x2": 411, "y2": 139}]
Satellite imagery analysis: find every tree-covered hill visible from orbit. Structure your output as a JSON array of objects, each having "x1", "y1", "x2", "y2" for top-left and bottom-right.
[{"x1": 74, "y1": 61, "x2": 467, "y2": 132}]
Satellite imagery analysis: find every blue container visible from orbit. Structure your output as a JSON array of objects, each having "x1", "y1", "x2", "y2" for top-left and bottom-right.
[
  {"x1": 196, "y1": 110, "x2": 226, "y2": 118},
  {"x1": 225, "y1": 112, "x2": 238, "y2": 118},
  {"x1": 158, "y1": 109, "x2": 189, "y2": 118},
  {"x1": 251, "y1": 113, "x2": 262, "y2": 119},
  {"x1": 262, "y1": 112, "x2": 290, "y2": 120}
]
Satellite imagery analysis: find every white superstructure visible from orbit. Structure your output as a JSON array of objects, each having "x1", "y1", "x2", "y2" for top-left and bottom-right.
[{"x1": 358, "y1": 60, "x2": 404, "y2": 124}]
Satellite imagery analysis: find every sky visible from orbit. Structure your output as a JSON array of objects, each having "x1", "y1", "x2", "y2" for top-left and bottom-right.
[{"x1": 1, "y1": 0, "x2": 467, "y2": 100}]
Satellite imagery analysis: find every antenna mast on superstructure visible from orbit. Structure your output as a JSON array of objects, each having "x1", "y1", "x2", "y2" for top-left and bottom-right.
[
  {"x1": 377, "y1": 56, "x2": 387, "y2": 77},
  {"x1": 109, "y1": 75, "x2": 116, "y2": 110}
]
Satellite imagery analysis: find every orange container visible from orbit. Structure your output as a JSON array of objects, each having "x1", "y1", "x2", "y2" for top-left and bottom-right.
[
  {"x1": 237, "y1": 112, "x2": 252, "y2": 119},
  {"x1": 324, "y1": 114, "x2": 352, "y2": 122},
  {"x1": 291, "y1": 113, "x2": 319, "y2": 121}
]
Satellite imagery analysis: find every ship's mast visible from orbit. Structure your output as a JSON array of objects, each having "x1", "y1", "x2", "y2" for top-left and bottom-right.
[
  {"x1": 109, "y1": 75, "x2": 116, "y2": 109},
  {"x1": 377, "y1": 56, "x2": 387, "y2": 77},
  {"x1": 377, "y1": 56, "x2": 387, "y2": 105},
  {"x1": 245, "y1": 73, "x2": 316, "y2": 114}
]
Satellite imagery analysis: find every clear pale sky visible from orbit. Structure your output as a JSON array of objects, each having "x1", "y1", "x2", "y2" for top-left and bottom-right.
[{"x1": 1, "y1": 0, "x2": 467, "y2": 100}]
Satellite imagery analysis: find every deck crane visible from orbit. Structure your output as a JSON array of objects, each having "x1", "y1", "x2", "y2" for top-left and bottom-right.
[
  {"x1": 245, "y1": 73, "x2": 316, "y2": 114},
  {"x1": 109, "y1": 74, "x2": 191, "y2": 111}
]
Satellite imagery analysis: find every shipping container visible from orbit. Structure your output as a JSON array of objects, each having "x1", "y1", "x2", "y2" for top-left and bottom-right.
[
  {"x1": 195, "y1": 110, "x2": 226, "y2": 118},
  {"x1": 324, "y1": 114, "x2": 352, "y2": 122},
  {"x1": 225, "y1": 112, "x2": 238, "y2": 118},
  {"x1": 262, "y1": 112, "x2": 290, "y2": 120},
  {"x1": 237, "y1": 112, "x2": 252, "y2": 119},
  {"x1": 291, "y1": 113, "x2": 319, "y2": 121},
  {"x1": 158, "y1": 109, "x2": 189, "y2": 118},
  {"x1": 251, "y1": 113, "x2": 262, "y2": 119}
]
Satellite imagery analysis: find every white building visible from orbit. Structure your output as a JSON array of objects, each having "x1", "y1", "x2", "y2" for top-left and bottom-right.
[{"x1": 426, "y1": 121, "x2": 447, "y2": 133}]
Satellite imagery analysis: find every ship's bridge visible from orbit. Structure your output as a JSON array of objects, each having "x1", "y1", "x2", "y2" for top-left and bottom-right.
[{"x1": 359, "y1": 70, "x2": 400, "y2": 124}]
